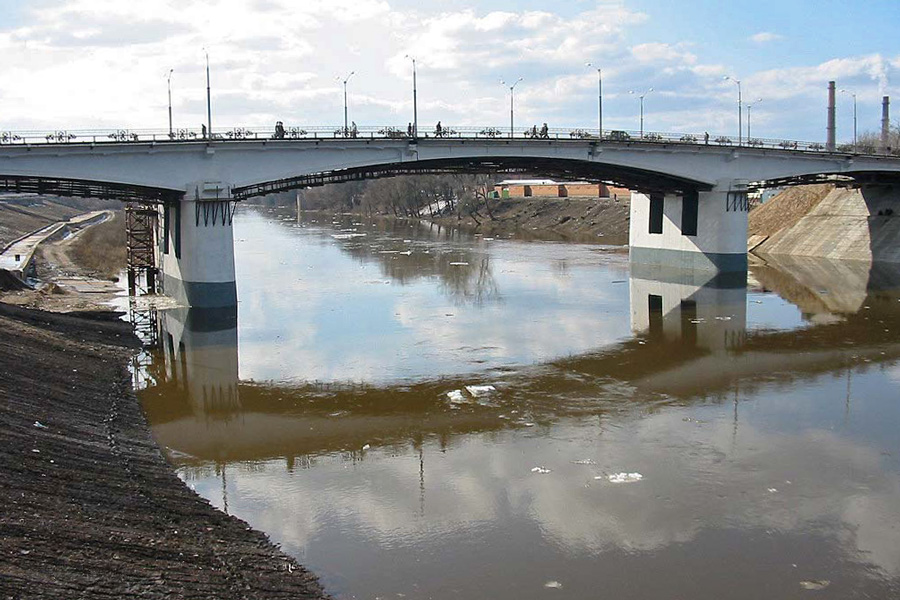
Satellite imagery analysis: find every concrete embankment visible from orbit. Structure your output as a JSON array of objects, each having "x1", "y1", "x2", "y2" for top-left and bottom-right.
[
  {"x1": 0, "y1": 303, "x2": 329, "y2": 599},
  {"x1": 751, "y1": 184, "x2": 900, "y2": 262}
]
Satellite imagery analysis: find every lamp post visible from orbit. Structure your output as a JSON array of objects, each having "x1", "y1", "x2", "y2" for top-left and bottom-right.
[
  {"x1": 338, "y1": 71, "x2": 355, "y2": 136},
  {"x1": 204, "y1": 50, "x2": 212, "y2": 139},
  {"x1": 405, "y1": 55, "x2": 417, "y2": 139},
  {"x1": 500, "y1": 77, "x2": 523, "y2": 138},
  {"x1": 724, "y1": 75, "x2": 742, "y2": 146},
  {"x1": 629, "y1": 87, "x2": 653, "y2": 138},
  {"x1": 840, "y1": 88, "x2": 857, "y2": 149},
  {"x1": 746, "y1": 98, "x2": 762, "y2": 142},
  {"x1": 585, "y1": 62, "x2": 602, "y2": 138},
  {"x1": 166, "y1": 69, "x2": 174, "y2": 138}
]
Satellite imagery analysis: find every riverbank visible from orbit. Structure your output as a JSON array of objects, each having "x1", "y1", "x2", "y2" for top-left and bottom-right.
[
  {"x1": 0, "y1": 302, "x2": 329, "y2": 599},
  {"x1": 432, "y1": 195, "x2": 631, "y2": 243}
]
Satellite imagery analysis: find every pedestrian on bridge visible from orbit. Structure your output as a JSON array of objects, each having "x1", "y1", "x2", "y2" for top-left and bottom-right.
[{"x1": 435, "y1": 121, "x2": 443, "y2": 137}]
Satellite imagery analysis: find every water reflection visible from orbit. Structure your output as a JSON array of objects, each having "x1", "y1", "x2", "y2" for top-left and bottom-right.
[{"x1": 140, "y1": 217, "x2": 900, "y2": 599}]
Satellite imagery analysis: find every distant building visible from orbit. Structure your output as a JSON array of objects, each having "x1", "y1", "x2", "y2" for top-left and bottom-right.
[{"x1": 494, "y1": 179, "x2": 632, "y2": 200}]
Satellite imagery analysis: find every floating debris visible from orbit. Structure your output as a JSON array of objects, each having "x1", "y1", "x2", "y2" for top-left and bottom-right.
[
  {"x1": 531, "y1": 467, "x2": 552, "y2": 474},
  {"x1": 361, "y1": 444, "x2": 371, "y2": 451},
  {"x1": 446, "y1": 390, "x2": 467, "y2": 404},
  {"x1": 714, "y1": 316, "x2": 733, "y2": 321},
  {"x1": 544, "y1": 581, "x2": 563, "y2": 589},
  {"x1": 465, "y1": 385, "x2": 496, "y2": 397},
  {"x1": 799, "y1": 580, "x2": 830, "y2": 591},
  {"x1": 331, "y1": 233, "x2": 367, "y2": 240},
  {"x1": 33, "y1": 421, "x2": 48, "y2": 429},
  {"x1": 767, "y1": 488, "x2": 778, "y2": 493},
  {"x1": 600, "y1": 472, "x2": 643, "y2": 483},
  {"x1": 449, "y1": 262, "x2": 469, "y2": 266},
  {"x1": 571, "y1": 459, "x2": 596, "y2": 465}
]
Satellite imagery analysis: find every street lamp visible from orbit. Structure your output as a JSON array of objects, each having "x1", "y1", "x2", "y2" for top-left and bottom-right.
[
  {"x1": 405, "y1": 55, "x2": 418, "y2": 139},
  {"x1": 500, "y1": 77, "x2": 523, "y2": 138},
  {"x1": 724, "y1": 75, "x2": 742, "y2": 146},
  {"x1": 840, "y1": 88, "x2": 857, "y2": 149},
  {"x1": 337, "y1": 71, "x2": 355, "y2": 136},
  {"x1": 629, "y1": 87, "x2": 653, "y2": 138},
  {"x1": 166, "y1": 69, "x2": 174, "y2": 138},
  {"x1": 585, "y1": 62, "x2": 602, "y2": 138},
  {"x1": 746, "y1": 98, "x2": 762, "y2": 142}
]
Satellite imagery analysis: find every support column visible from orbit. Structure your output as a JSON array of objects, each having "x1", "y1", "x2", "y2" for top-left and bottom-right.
[
  {"x1": 159, "y1": 182, "x2": 237, "y2": 308},
  {"x1": 629, "y1": 180, "x2": 749, "y2": 272}
]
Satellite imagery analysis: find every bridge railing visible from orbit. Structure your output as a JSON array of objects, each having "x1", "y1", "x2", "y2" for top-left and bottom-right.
[{"x1": 0, "y1": 125, "x2": 896, "y2": 157}]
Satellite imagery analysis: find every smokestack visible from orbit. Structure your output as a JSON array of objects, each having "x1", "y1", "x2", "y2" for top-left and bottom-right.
[
  {"x1": 882, "y1": 96, "x2": 891, "y2": 152},
  {"x1": 826, "y1": 81, "x2": 836, "y2": 151}
]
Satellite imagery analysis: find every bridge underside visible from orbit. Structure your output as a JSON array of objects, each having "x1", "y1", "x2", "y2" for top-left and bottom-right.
[
  {"x1": 0, "y1": 174, "x2": 183, "y2": 203},
  {"x1": 754, "y1": 170, "x2": 900, "y2": 189},
  {"x1": 232, "y1": 157, "x2": 715, "y2": 200}
]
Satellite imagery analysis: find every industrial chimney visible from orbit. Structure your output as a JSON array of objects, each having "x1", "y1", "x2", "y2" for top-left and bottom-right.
[
  {"x1": 882, "y1": 96, "x2": 891, "y2": 152},
  {"x1": 826, "y1": 81, "x2": 836, "y2": 151}
]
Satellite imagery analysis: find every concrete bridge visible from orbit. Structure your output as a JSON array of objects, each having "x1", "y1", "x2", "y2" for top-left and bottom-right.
[{"x1": 3, "y1": 126, "x2": 900, "y2": 307}]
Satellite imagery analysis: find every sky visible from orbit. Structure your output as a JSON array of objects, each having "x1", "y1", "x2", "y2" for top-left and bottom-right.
[{"x1": 0, "y1": 0, "x2": 898, "y2": 142}]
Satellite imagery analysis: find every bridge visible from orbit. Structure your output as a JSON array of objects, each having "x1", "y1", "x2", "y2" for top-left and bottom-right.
[{"x1": 3, "y1": 124, "x2": 900, "y2": 307}]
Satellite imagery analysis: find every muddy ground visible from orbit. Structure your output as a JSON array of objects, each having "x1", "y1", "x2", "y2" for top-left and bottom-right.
[
  {"x1": 0, "y1": 304, "x2": 329, "y2": 599},
  {"x1": 429, "y1": 195, "x2": 631, "y2": 244}
]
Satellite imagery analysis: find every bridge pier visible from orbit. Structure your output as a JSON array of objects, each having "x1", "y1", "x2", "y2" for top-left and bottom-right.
[
  {"x1": 159, "y1": 182, "x2": 237, "y2": 308},
  {"x1": 628, "y1": 180, "x2": 749, "y2": 272}
]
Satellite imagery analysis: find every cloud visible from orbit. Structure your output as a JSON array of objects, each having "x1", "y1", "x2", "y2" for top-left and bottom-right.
[
  {"x1": 631, "y1": 42, "x2": 697, "y2": 66},
  {"x1": 0, "y1": 1, "x2": 895, "y2": 140},
  {"x1": 749, "y1": 31, "x2": 783, "y2": 44}
]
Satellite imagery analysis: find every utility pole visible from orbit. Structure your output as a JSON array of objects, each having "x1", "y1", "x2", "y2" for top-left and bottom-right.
[
  {"x1": 629, "y1": 88, "x2": 652, "y2": 138},
  {"x1": 500, "y1": 78, "x2": 523, "y2": 138},
  {"x1": 166, "y1": 69, "x2": 174, "y2": 138},
  {"x1": 339, "y1": 71, "x2": 355, "y2": 136},
  {"x1": 586, "y1": 63, "x2": 602, "y2": 138},
  {"x1": 405, "y1": 55, "x2": 417, "y2": 139},
  {"x1": 725, "y1": 76, "x2": 742, "y2": 146},
  {"x1": 746, "y1": 98, "x2": 762, "y2": 142},
  {"x1": 205, "y1": 50, "x2": 212, "y2": 139},
  {"x1": 840, "y1": 89, "x2": 857, "y2": 149}
]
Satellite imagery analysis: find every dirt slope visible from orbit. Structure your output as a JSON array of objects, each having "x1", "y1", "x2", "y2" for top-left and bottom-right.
[{"x1": 748, "y1": 184, "x2": 834, "y2": 237}]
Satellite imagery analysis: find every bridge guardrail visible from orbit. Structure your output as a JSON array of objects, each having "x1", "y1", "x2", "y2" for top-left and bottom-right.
[{"x1": 0, "y1": 125, "x2": 897, "y2": 158}]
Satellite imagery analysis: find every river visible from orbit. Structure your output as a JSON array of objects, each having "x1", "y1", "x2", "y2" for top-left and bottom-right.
[{"x1": 138, "y1": 205, "x2": 900, "y2": 599}]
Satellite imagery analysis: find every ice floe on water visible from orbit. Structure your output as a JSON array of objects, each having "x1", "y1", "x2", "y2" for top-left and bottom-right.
[
  {"x1": 531, "y1": 467, "x2": 552, "y2": 474},
  {"x1": 465, "y1": 384, "x2": 495, "y2": 397},
  {"x1": 445, "y1": 384, "x2": 497, "y2": 406},
  {"x1": 597, "y1": 472, "x2": 644, "y2": 483},
  {"x1": 446, "y1": 389, "x2": 467, "y2": 404}
]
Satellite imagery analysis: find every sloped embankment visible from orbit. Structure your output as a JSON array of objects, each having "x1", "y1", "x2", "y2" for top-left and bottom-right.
[
  {"x1": 751, "y1": 184, "x2": 900, "y2": 262},
  {"x1": 748, "y1": 184, "x2": 834, "y2": 239},
  {"x1": 0, "y1": 304, "x2": 329, "y2": 599}
]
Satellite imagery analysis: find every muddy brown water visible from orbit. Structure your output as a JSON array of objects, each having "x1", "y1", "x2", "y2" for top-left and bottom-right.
[{"x1": 139, "y1": 206, "x2": 900, "y2": 599}]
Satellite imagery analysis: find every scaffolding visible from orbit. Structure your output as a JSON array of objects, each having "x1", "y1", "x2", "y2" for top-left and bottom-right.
[{"x1": 125, "y1": 203, "x2": 158, "y2": 295}]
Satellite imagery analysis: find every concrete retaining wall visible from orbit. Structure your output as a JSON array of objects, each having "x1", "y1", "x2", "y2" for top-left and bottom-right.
[{"x1": 754, "y1": 185, "x2": 900, "y2": 262}]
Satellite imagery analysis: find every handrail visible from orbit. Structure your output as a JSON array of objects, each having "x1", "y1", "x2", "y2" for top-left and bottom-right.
[{"x1": 0, "y1": 125, "x2": 896, "y2": 157}]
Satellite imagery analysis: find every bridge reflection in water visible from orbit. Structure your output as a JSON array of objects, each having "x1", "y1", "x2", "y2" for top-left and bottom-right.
[{"x1": 138, "y1": 258, "x2": 900, "y2": 599}]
